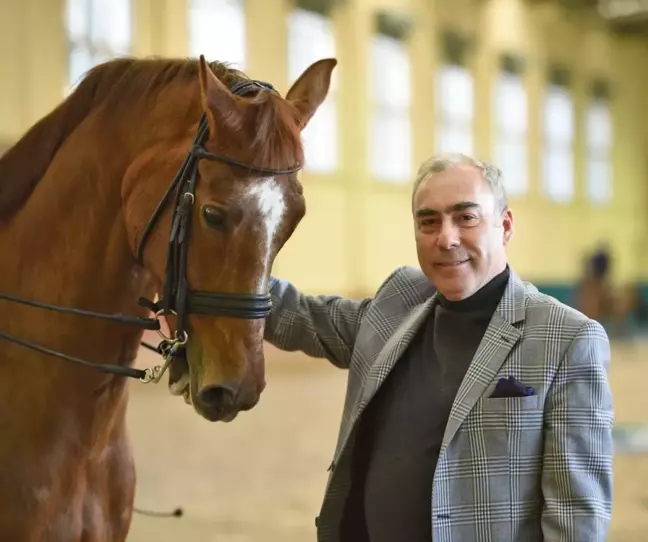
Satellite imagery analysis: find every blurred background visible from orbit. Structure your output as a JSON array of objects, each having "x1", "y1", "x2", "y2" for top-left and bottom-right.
[{"x1": 2, "y1": 0, "x2": 648, "y2": 540}]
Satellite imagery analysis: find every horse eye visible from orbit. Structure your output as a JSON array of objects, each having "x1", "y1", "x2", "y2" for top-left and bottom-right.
[{"x1": 202, "y1": 205, "x2": 227, "y2": 230}]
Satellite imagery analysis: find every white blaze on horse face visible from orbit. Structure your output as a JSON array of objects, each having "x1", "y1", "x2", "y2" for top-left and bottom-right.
[{"x1": 246, "y1": 177, "x2": 286, "y2": 291}]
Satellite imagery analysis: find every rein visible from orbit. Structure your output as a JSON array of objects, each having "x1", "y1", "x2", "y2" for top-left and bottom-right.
[{"x1": 0, "y1": 78, "x2": 301, "y2": 384}]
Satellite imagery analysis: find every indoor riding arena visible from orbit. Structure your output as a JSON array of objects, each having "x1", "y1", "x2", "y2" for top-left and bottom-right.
[
  {"x1": 3, "y1": 0, "x2": 648, "y2": 541},
  {"x1": 127, "y1": 339, "x2": 648, "y2": 541}
]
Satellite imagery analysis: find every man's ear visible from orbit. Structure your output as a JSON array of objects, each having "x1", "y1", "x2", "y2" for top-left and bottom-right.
[
  {"x1": 502, "y1": 208, "x2": 514, "y2": 244},
  {"x1": 285, "y1": 58, "x2": 337, "y2": 130}
]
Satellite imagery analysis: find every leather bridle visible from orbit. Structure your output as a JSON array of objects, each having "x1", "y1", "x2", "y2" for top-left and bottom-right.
[{"x1": 0, "y1": 78, "x2": 301, "y2": 384}]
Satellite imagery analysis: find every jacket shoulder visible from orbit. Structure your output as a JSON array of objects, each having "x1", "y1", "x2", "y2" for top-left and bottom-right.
[{"x1": 522, "y1": 282, "x2": 604, "y2": 339}]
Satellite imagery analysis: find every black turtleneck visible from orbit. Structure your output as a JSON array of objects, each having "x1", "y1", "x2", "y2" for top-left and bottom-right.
[
  {"x1": 341, "y1": 266, "x2": 510, "y2": 542},
  {"x1": 436, "y1": 265, "x2": 510, "y2": 312}
]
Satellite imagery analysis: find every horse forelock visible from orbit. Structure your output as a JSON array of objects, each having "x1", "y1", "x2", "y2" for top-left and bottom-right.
[{"x1": 247, "y1": 92, "x2": 304, "y2": 173}]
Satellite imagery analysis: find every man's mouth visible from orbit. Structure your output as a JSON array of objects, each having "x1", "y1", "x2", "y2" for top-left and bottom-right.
[{"x1": 435, "y1": 259, "x2": 469, "y2": 267}]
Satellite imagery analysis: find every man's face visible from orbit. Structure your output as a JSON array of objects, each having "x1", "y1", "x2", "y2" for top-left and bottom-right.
[{"x1": 412, "y1": 165, "x2": 513, "y2": 301}]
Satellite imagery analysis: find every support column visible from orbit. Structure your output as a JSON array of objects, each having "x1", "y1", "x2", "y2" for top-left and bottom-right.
[
  {"x1": 0, "y1": 0, "x2": 26, "y2": 144},
  {"x1": 23, "y1": 0, "x2": 68, "y2": 127},
  {"x1": 409, "y1": 0, "x2": 436, "y2": 167},
  {"x1": 158, "y1": 0, "x2": 190, "y2": 57},
  {"x1": 473, "y1": 2, "x2": 495, "y2": 161},
  {"x1": 131, "y1": 0, "x2": 161, "y2": 57},
  {"x1": 332, "y1": 0, "x2": 372, "y2": 295},
  {"x1": 133, "y1": 0, "x2": 189, "y2": 58},
  {"x1": 525, "y1": 5, "x2": 546, "y2": 201},
  {"x1": 246, "y1": 0, "x2": 289, "y2": 88}
]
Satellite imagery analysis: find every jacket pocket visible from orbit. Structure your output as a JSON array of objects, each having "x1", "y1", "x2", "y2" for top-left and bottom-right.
[
  {"x1": 470, "y1": 394, "x2": 544, "y2": 457},
  {"x1": 479, "y1": 394, "x2": 541, "y2": 411}
]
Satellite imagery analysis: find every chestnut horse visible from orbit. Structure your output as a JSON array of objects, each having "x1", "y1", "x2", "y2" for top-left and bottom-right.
[{"x1": 0, "y1": 55, "x2": 335, "y2": 541}]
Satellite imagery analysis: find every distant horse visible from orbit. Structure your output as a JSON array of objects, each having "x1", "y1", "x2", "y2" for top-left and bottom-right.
[{"x1": 0, "y1": 54, "x2": 335, "y2": 541}]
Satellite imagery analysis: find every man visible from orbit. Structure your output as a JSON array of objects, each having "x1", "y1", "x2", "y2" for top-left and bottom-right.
[{"x1": 264, "y1": 153, "x2": 614, "y2": 542}]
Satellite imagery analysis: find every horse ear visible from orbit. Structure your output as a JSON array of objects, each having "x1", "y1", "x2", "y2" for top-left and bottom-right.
[
  {"x1": 197, "y1": 55, "x2": 243, "y2": 136},
  {"x1": 285, "y1": 58, "x2": 337, "y2": 130}
]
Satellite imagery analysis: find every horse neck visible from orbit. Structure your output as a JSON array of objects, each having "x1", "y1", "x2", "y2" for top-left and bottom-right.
[{"x1": 0, "y1": 100, "x2": 183, "y2": 384}]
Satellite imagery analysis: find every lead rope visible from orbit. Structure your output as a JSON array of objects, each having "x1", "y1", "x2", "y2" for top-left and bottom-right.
[
  {"x1": 135, "y1": 320, "x2": 186, "y2": 520},
  {"x1": 133, "y1": 506, "x2": 184, "y2": 518},
  {"x1": 133, "y1": 335, "x2": 186, "y2": 520}
]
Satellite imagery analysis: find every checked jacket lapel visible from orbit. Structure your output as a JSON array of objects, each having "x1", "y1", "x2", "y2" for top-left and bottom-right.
[{"x1": 440, "y1": 271, "x2": 527, "y2": 452}]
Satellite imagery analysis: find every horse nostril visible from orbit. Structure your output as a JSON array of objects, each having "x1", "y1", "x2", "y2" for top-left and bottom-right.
[{"x1": 198, "y1": 385, "x2": 236, "y2": 410}]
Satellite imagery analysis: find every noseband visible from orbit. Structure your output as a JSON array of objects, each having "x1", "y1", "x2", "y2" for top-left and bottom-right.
[{"x1": 0, "y1": 78, "x2": 301, "y2": 383}]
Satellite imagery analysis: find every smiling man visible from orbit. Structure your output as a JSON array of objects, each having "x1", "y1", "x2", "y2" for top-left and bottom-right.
[
  {"x1": 264, "y1": 152, "x2": 614, "y2": 542},
  {"x1": 411, "y1": 156, "x2": 512, "y2": 302}
]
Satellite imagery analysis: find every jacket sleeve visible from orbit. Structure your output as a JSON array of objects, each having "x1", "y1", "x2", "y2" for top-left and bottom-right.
[
  {"x1": 540, "y1": 319, "x2": 614, "y2": 540},
  {"x1": 263, "y1": 277, "x2": 372, "y2": 369}
]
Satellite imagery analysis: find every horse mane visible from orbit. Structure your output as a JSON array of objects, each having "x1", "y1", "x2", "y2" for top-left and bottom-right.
[{"x1": 0, "y1": 57, "x2": 303, "y2": 220}]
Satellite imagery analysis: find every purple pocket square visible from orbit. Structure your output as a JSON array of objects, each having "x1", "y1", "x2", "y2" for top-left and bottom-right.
[{"x1": 490, "y1": 376, "x2": 534, "y2": 398}]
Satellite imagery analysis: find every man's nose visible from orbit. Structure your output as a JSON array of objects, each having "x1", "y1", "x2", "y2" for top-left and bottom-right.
[{"x1": 436, "y1": 221, "x2": 460, "y2": 250}]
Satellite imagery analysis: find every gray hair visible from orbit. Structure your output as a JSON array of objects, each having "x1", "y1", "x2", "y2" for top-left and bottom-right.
[{"x1": 411, "y1": 152, "x2": 508, "y2": 212}]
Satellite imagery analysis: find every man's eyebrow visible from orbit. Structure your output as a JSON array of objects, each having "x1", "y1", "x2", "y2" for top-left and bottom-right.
[{"x1": 414, "y1": 201, "x2": 480, "y2": 217}]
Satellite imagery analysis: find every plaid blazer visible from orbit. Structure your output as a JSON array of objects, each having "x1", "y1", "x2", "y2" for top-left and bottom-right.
[{"x1": 265, "y1": 266, "x2": 614, "y2": 542}]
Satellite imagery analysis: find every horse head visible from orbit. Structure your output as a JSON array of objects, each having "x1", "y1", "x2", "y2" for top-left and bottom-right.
[{"x1": 120, "y1": 56, "x2": 336, "y2": 421}]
